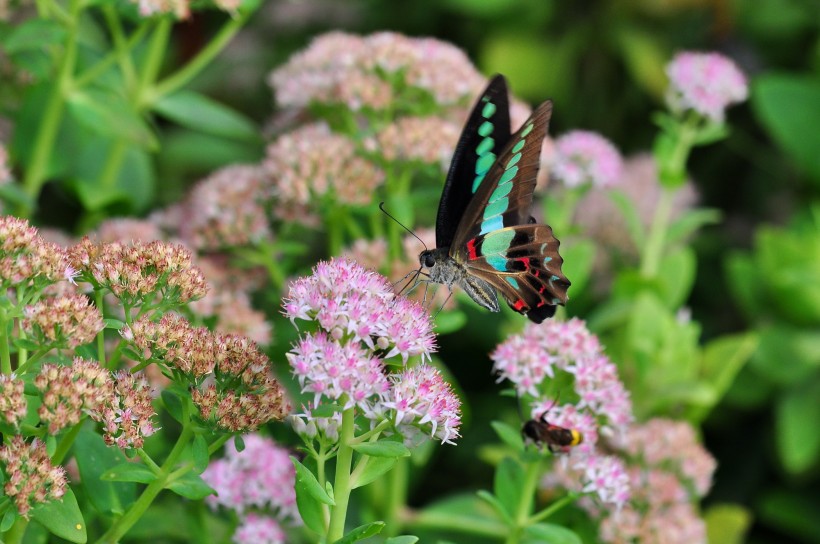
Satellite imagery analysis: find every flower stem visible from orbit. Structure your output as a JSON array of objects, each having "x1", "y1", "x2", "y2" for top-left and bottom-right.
[
  {"x1": 528, "y1": 492, "x2": 577, "y2": 525},
  {"x1": 638, "y1": 187, "x2": 675, "y2": 279},
  {"x1": 383, "y1": 457, "x2": 408, "y2": 537},
  {"x1": 95, "y1": 289, "x2": 107, "y2": 367},
  {"x1": 326, "y1": 407, "x2": 356, "y2": 541},
  {"x1": 52, "y1": 421, "x2": 83, "y2": 464},
  {"x1": 19, "y1": 0, "x2": 81, "y2": 217},
  {"x1": 96, "y1": 411, "x2": 194, "y2": 543},
  {"x1": 0, "y1": 308, "x2": 11, "y2": 375}
]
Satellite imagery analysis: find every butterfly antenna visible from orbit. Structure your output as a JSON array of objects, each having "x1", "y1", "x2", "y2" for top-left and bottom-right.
[{"x1": 378, "y1": 202, "x2": 428, "y2": 252}]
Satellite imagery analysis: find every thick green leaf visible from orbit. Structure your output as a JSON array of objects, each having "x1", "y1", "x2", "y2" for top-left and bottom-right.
[
  {"x1": 752, "y1": 326, "x2": 820, "y2": 385},
  {"x1": 74, "y1": 427, "x2": 136, "y2": 515},
  {"x1": 103, "y1": 318, "x2": 126, "y2": 330},
  {"x1": 494, "y1": 457, "x2": 525, "y2": 518},
  {"x1": 12, "y1": 337, "x2": 40, "y2": 351},
  {"x1": 292, "y1": 457, "x2": 334, "y2": 505},
  {"x1": 30, "y1": 487, "x2": 87, "y2": 543},
  {"x1": 292, "y1": 458, "x2": 328, "y2": 534},
  {"x1": 153, "y1": 90, "x2": 259, "y2": 141},
  {"x1": 657, "y1": 246, "x2": 696, "y2": 308},
  {"x1": 434, "y1": 310, "x2": 467, "y2": 334},
  {"x1": 560, "y1": 240, "x2": 595, "y2": 297},
  {"x1": 607, "y1": 189, "x2": 646, "y2": 249},
  {"x1": 614, "y1": 27, "x2": 668, "y2": 99},
  {"x1": 234, "y1": 434, "x2": 246, "y2": 452},
  {"x1": 475, "y1": 490, "x2": 513, "y2": 525},
  {"x1": 161, "y1": 386, "x2": 187, "y2": 424},
  {"x1": 1, "y1": 508, "x2": 17, "y2": 531},
  {"x1": 523, "y1": 523, "x2": 582, "y2": 544},
  {"x1": 191, "y1": 434, "x2": 209, "y2": 474},
  {"x1": 725, "y1": 252, "x2": 765, "y2": 319},
  {"x1": 351, "y1": 455, "x2": 397, "y2": 490},
  {"x1": 693, "y1": 333, "x2": 758, "y2": 420},
  {"x1": 667, "y1": 208, "x2": 721, "y2": 246},
  {"x1": 490, "y1": 420, "x2": 524, "y2": 451},
  {"x1": 776, "y1": 379, "x2": 820, "y2": 473},
  {"x1": 332, "y1": 521, "x2": 385, "y2": 544},
  {"x1": 350, "y1": 440, "x2": 410, "y2": 458},
  {"x1": 753, "y1": 74, "x2": 820, "y2": 181},
  {"x1": 166, "y1": 472, "x2": 215, "y2": 500},
  {"x1": 705, "y1": 503, "x2": 752, "y2": 544},
  {"x1": 385, "y1": 536, "x2": 419, "y2": 544},
  {"x1": 101, "y1": 462, "x2": 157, "y2": 484},
  {"x1": 2, "y1": 18, "x2": 66, "y2": 54},
  {"x1": 66, "y1": 89, "x2": 156, "y2": 148}
]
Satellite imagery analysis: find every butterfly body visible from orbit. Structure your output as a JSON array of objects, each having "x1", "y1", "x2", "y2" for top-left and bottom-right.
[{"x1": 421, "y1": 75, "x2": 570, "y2": 323}]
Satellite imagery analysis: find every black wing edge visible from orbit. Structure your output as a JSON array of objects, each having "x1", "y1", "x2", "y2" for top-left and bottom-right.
[{"x1": 435, "y1": 74, "x2": 512, "y2": 249}]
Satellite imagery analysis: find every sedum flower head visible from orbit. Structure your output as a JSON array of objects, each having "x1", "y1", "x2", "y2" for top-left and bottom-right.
[
  {"x1": 373, "y1": 116, "x2": 461, "y2": 170},
  {"x1": 130, "y1": 0, "x2": 189, "y2": 18},
  {"x1": 263, "y1": 122, "x2": 384, "y2": 208},
  {"x1": 0, "y1": 437, "x2": 67, "y2": 518},
  {"x1": 492, "y1": 318, "x2": 633, "y2": 509},
  {"x1": 384, "y1": 364, "x2": 461, "y2": 444},
  {"x1": 548, "y1": 131, "x2": 623, "y2": 189},
  {"x1": 0, "y1": 374, "x2": 27, "y2": 427},
  {"x1": 67, "y1": 238, "x2": 208, "y2": 307},
  {"x1": 284, "y1": 259, "x2": 459, "y2": 446},
  {"x1": 22, "y1": 294, "x2": 104, "y2": 348},
  {"x1": 269, "y1": 31, "x2": 484, "y2": 111},
  {"x1": 202, "y1": 434, "x2": 299, "y2": 522},
  {"x1": 233, "y1": 514, "x2": 287, "y2": 544},
  {"x1": 125, "y1": 314, "x2": 290, "y2": 432},
  {"x1": 178, "y1": 165, "x2": 272, "y2": 251},
  {"x1": 96, "y1": 371, "x2": 158, "y2": 449},
  {"x1": 666, "y1": 51, "x2": 748, "y2": 122},
  {"x1": 0, "y1": 216, "x2": 70, "y2": 292},
  {"x1": 35, "y1": 358, "x2": 115, "y2": 434}
]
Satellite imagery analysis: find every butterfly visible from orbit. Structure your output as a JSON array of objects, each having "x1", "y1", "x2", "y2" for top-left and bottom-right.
[
  {"x1": 522, "y1": 413, "x2": 583, "y2": 453},
  {"x1": 418, "y1": 74, "x2": 570, "y2": 323}
]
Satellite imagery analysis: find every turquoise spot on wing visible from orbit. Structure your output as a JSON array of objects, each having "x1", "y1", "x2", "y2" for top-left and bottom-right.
[
  {"x1": 506, "y1": 152, "x2": 521, "y2": 169},
  {"x1": 472, "y1": 175, "x2": 483, "y2": 192},
  {"x1": 543, "y1": 256, "x2": 553, "y2": 265},
  {"x1": 490, "y1": 182, "x2": 513, "y2": 203},
  {"x1": 499, "y1": 166, "x2": 518, "y2": 185},
  {"x1": 484, "y1": 197, "x2": 508, "y2": 219},
  {"x1": 479, "y1": 215, "x2": 504, "y2": 235},
  {"x1": 476, "y1": 153, "x2": 495, "y2": 176},
  {"x1": 512, "y1": 139, "x2": 525, "y2": 153},
  {"x1": 521, "y1": 123, "x2": 534, "y2": 137},
  {"x1": 487, "y1": 254, "x2": 507, "y2": 271},
  {"x1": 506, "y1": 277, "x2": 519, "y2": 289},
  {"x1": 482, "y1": 101, "x2": 496, "y2": 118},
  {"x1": 479, "y1": 121, "x2": 493, "y2": 137},
  {"x1": 482, "y1": 229, "x2": 516, "y2": 255},
  {"x1": 476, "y1": 138, "x2": 494, "y2": 155}
]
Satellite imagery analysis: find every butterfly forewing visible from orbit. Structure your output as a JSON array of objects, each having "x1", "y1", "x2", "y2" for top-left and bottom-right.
[
  {"x1": 436, "y1": 75, "x2": 512, "y2": 249},
  {"x1": 450, "y1": 101, "x2": 552, "y2": 249}
]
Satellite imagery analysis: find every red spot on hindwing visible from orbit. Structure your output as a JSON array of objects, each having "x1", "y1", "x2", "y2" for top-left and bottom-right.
[
  {"x1": 467, "y1": 238, "x2": 478, "y2": 260},
  {"x1": 513, "y1": 299, "x2": 526, "y2": 311}
]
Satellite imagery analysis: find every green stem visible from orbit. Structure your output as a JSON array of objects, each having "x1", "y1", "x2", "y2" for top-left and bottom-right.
[
  {"x1": 383, "y1": 457, "x2": 408, "y2": 537},
  {"x1": 96, "y1": 140, "x2": 128, "y2": 191},
  {"x1": 515, "y1": 458, "x2": 542, "y2": 524},
  {"x1": 19, "y1": 0, "x2": 82, "y2": 216},
  {"x1": 150, "y1": 7, "x2": 254, "y2": 103},
  {"x1": 99, "y1": 4, "x2": 139, "y2": 90},
  {"x1": 326, "y1": 407, "x2": 356, "y2": 541},
  {"x1": 528, "y1": 492, "x2": 577, "y2": 525},
  {"x1": 95, "y1": 289, "x2": 107, "y2": 367},
  {"x1": 0, "y1": 308, "x2": 11, "y2": 375},
  {"x1": 135, "y1": 18, "x2": 172, "y2": 107},
  {"x1": 75, "y1": 20, "x2": 150, "y2": 89},
  {"x1": 638, "y1": 187, "x2": 675, "y2": 279},
  {"x1": 97, "y1": 411, "x2": 194, "y2": 543},
  {"x1": 52, "y1": 422, "x2": 83, "y2": 464},
  {"x1": 408, "y1": 508, "x2": 508, "y2": 538}
]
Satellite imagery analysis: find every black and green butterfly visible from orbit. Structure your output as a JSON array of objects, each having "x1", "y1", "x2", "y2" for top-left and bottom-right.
[{"x1": 418, "y1": 75, "x2": 570, "y2": 323}]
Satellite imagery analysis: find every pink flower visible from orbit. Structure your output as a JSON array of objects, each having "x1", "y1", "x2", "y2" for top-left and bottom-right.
[
  {"x1": 284, "y1": 258, "x2": 436, "y2": 363},
  {"x1": 233, "y1": 514, "x2": 286, "y2": 544},
  {"x1": 287, "y1": 332, "x2": 389, "y2": 411},
  {"x1": 202, "y1": 434, "x2": 299, "y2": 523},
  {"x1": 548, "y1": 131, "x2": 623, "y2": 188},
  {"x1": 581, "y1": 455, "x2": 631, "y2": 509},
  {"x1": 384, "y1": 364, "x2": 462, "y2": 444},
  {"x1": 666, "y1": 51, "x2": 748, "y2": 122}
]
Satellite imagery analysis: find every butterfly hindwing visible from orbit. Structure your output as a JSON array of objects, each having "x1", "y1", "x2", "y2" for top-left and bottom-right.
[
  {"x1": 436, "y1": 75, "x2": 512, "y2": 249},
  {"x1": 450, "y1": 101, "x2": 552, "y2": 249},
  {"x1": 456, "y1": 225, "x2": 570, "y2": 323}
]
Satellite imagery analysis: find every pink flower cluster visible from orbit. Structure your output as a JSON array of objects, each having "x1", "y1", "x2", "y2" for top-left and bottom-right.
[
  {"x1": 284, "y1": 259, "x2": 461, "y2": 444},
  {"x1": 22, "y1": 294, "x2": 104, "y2": 348},
  {"x1": 491, "y1": 318, "x2": 633, "y2": 509},
  {"x1": 0, "y1": 216, "x2": 71, "y2": 292},
  {"x1": 203, "y1": 434, "x2": 299, "y2": 521},
  {"x1": 269, "y1": 32, "x2": 485, "y2": 111},
  {"x1": 548, "y1": 131, "x2": 623, "y2": 188},
  {"x1": 666, "y1": 51, "x2": 748, "y2": 122},
  {"x1": 0, "y1": 437, "x2": 67, "y2": 518}
]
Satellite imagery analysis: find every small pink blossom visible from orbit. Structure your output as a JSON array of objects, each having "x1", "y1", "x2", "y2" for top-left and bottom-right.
[
  {"x1": 666, "y1": 51, "x2": 748, "y2": 122},
  {"x1": 233, "y1": 514, "x2": 286, "y2": 544},
  {"x1": 202, "y1": 434, "x2": 299, "y2": 523},
  {"x1": 548, "y1": 131, "x2": 623, "y2": 188},
  {"x1": 384, "y1": 364, "x2": 462, "y2": 444}
]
